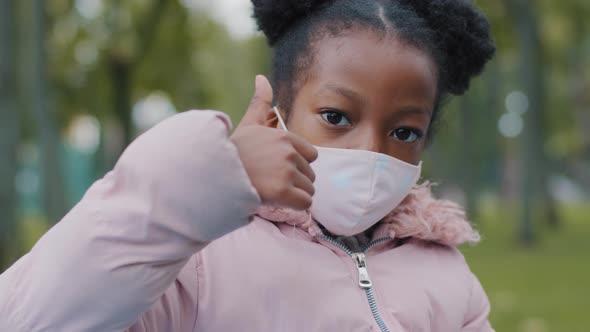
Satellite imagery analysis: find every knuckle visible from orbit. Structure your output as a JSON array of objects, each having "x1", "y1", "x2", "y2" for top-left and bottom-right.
[
  {"x1": 284, "y1": 167, "x2": 298, "y2": 179},
  {"x1": 275, "y1": 183, "x2": 290, "y2": 197},
  {"x1": 285, "y1": 149, "x2": 298, "y2": 162},
  {"x1": 278, "y1": 130, "x2": 291, "y2": 141},
  {"x1": 301, "y1": 196, "x2": 313, "y2": 209}
]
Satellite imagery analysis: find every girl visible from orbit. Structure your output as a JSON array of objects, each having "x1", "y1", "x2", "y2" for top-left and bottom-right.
[{"x1": 0, "y1": 0, "x2": 496, "y2": 331}]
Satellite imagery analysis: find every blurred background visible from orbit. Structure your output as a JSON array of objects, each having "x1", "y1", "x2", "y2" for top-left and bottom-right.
[{"x1": 0, "y1": 0, "x2": 588, "y2": 331}]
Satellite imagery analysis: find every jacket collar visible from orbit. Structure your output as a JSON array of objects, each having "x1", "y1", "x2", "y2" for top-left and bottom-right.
[{"x1": 255, "y1": 182, "x2": 480, "y2": 247}]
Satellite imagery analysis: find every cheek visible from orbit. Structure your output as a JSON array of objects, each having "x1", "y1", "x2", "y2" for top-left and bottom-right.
[
  {"x1": 285, "y1": 106, "x2": 326, "y2": 145},
  {"x1": 386, "y1": 143, "x2": 425, "y2": 166}
]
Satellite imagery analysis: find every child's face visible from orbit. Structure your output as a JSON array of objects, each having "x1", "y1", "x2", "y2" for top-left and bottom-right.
[{"x1": 282, "y1": 30, "x2": 437, "y2": 165}]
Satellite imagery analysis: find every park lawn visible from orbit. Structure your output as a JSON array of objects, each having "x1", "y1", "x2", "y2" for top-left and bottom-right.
[
  {"x1": 461, "y1": 203, "x2": 590, "y2": 332},
  {"x1": 19, "y1": 203, "x2": 590, "y2": 331}
]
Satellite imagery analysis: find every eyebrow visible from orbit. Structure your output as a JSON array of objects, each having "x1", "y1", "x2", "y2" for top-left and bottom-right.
[
  {"x1": 319, "y1": 83, "x2": 433, "y2": 117},
  {"x1": 320, "y1": 83, "x2": 367, "y2": 105},
  {"x1": 394, "y1": 107, "x2": 432, "y2": 117}
]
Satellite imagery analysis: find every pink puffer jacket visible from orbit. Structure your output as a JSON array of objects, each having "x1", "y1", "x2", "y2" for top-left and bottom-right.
[{"x1": 0, "y1": 111, "x2": 493, "y2": 332}]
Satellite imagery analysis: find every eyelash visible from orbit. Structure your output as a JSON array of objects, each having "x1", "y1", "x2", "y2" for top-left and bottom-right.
[
  {"x1": 320, "y1": 110, "x2": 352, "y2": 127},
  {"x1": 391, "y1": 128, "x2": 423, "y2": 143},
  {"x1": 320, "y1": 110, "x2": 424, "y2": 143}
]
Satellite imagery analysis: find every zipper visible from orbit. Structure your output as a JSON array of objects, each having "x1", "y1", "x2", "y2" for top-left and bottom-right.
[{"x1": 317, "y1": 234, "x2": 392, "y2": 332}]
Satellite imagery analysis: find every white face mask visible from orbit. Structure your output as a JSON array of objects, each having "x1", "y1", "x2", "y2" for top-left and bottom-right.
[{"x1": 273, "y1": 107, "x2": 422, "y2": 236}]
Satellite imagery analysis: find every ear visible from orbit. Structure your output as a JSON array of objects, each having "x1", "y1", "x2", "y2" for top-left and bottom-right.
[
  {"x1": 264, "y1": 106, "x2": 288, "y2": 129},
  {"x1": 264, "y1": 111, "x2": 280, "y2": 128}
]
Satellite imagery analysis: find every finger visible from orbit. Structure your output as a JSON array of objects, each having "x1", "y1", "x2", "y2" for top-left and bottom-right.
[
  {"x1": 239, "y1": 75, "x2": 274, "y2": 127},
  {"x1": 292, "y1": 170, "x2": 315, "y2": 197},
  {"x1": 287, "y1": 132, "x2": 318, "y2": 163},
  {"x1": 292, "y1": 152, "x2": 316, "y2": 183},
  {"x1": 281, "y1": 187, "x2": 313, "y2": 211}
]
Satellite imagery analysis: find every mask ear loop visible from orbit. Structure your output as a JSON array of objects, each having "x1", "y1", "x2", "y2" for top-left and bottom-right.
[{"x1": 273, "y1": 106, "x2": 288, "y2": 132}]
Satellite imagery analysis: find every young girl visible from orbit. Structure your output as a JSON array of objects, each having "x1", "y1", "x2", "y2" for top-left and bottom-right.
[{"x1": 0, "y1": 0, "x2": 496, "y2": 331}]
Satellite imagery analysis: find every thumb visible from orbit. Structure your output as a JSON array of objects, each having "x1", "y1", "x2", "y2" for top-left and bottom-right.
[{"x1": 239, "y1": 75, "x2": 274, "y2": 126}]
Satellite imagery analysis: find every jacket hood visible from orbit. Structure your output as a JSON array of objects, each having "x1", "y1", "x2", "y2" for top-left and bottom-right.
[{"x1": 255, "y1": 182, "x2": 481, "y2": 247}]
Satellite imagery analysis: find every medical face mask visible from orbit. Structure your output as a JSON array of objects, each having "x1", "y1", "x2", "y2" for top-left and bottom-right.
[{"x1": 273, "y1": 107, "x2": 422, "y2": 236}]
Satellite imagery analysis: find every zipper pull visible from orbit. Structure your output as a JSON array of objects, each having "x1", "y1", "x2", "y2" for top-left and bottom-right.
[{"x1": 352, "y1": 253, "x2": 372, "y2": 289}]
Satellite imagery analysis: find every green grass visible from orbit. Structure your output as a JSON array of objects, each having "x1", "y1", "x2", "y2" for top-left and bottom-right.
[
  {"x1": 14, "y1": 204, "x2": 590, "y2": 331},
  {"x1": 461, "y1": 203, "x2": 590, "y2": 332}
]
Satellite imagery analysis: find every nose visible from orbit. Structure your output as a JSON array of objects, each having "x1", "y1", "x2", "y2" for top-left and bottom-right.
[{"x1": 355, "y1": 130, "x2": 385, "y2": 154}]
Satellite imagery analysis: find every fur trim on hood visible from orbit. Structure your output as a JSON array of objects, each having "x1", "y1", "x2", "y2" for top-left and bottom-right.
[{"x1": 255, "y1": 182, "x2": 480, "y2": 247}]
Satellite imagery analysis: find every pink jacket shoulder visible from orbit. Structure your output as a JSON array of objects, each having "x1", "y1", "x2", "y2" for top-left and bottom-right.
[{"x1": 0, "y1": 110, "x2": 261, "y2": 331}]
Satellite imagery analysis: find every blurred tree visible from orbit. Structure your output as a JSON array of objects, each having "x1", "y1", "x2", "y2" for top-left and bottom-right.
[
  {"x1": 502, "y1": 0, "x2": 558, "y2": 243},
  {"x1": 457, "y1": 60, "x2": 502, "y2": 222},
  {"x1": 107, "y1": 0, "x2": 168, "y2": 148},
  {"x1": 0, "y1": 0, "x2": 20, "y2": 269},
  {"x1": 459, "y1": 90, "x2": 478, "y2": 219},
  {"x1": 30, "y1": 0, "x2": 66, "y2": 223},
  {"x1": 537, "y1": 0, "x2": 590, "y2": 194},
  {"x1": 562, "y1": 2, "x2": 590, "y2": 190},
  {"x1": 41, "y1": 1, "x2": 270, "y2": 181}
]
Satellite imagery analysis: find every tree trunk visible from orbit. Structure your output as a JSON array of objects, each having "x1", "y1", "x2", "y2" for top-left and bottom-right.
[
  {"x1": 110, "y1": 58, "x2": 133, "y2": 148},
  {"x1": 31, "y1": 0, "x2": 66, "y2": 223},
  {"x1": 0, "y1": 0, "x2": 20, "y2": 270},
  {"x1": 102, "y1": 0, "x2": 169, "y2": 166},
  {"x1": 504, "y1": 0, "x2": 558, "y2": 244},
  {"x1": 568, "y1": 18, "x2": 590, "y2": 193}
]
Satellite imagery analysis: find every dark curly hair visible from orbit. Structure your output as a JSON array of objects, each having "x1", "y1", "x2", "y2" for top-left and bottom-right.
[{"x1": 252, "y1": 0, "x2": 496, "y2": 134}]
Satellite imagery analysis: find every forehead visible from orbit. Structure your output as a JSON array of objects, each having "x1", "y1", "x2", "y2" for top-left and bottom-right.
[{"x1": 305, "y1": 29, "x2": 438, "y2": 107}]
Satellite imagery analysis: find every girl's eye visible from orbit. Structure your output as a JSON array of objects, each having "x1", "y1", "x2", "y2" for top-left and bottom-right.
[
  {"x1": 392, "y1": 128, "x2": 422, "y2": 143},
  {"x1": 320, "y1": 111, "x2": 351, "y2": 126}
]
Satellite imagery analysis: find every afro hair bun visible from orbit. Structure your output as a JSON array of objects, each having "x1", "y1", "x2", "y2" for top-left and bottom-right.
[
  {"x1": 251, "y1": 0, "x2": 334, "y2": 45},
  {"x1": 397, "y1": 0, "x2": 496, "y2": 95},
  {"x1": 252, "y1": 0, "x2": 496, "y2": 96}
]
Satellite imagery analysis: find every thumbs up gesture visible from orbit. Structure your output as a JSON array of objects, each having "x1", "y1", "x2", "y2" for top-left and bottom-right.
[{"x1": 230, "y1": 75, "x2": 318, "y2": 210}]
